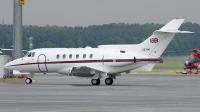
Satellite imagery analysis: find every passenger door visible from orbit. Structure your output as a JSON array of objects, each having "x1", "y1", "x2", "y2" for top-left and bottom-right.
[{"x1": 38, "y1": 54, "x2": 48, "y2": 72}]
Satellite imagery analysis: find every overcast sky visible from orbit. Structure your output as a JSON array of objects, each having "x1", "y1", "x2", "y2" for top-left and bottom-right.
[{"x1": 0, "y1": 0, "x2": 200, "y2": 27}]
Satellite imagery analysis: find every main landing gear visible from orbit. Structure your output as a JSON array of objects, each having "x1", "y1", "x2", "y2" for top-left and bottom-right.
[
  {"x1": 91, "y1": 78, "x2": 101, "y2": 85},
  {"x1": 91, "y1": 78, "x2": 113, "y2": 85},
  {"x1": 25, "y1": 78, "x2": 32, "y2": 84},
  {"x1": 105, "y1": 78, "x2": 113, "y2": 85}
]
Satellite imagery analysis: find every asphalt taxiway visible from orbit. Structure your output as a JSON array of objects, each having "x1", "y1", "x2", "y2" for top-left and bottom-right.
[{"x1": 0, "y1": 74, "x2": 200, "y2": 112}]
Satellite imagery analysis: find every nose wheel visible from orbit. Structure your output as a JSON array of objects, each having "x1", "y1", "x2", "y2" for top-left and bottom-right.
[
  {"x1": 105, "y1": 78, "x2": 113, "y2": 85},
  {"x1": 91, "y1": 79, "x2": 101, "y2": 85},
  {"x1": 25, "y1": 78, "x2": 32, "y2": 84}
]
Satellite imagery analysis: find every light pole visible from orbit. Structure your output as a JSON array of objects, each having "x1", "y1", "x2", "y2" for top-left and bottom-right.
[{"x1": 12, "y1": 0, "x2": 24, "y2": 60}]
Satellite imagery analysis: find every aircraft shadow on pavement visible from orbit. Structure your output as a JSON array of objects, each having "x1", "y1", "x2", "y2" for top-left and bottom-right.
[
  {"x1": 3, "y1": 82, "x2": 165, "y2": 88},
  {"x1": 57, "y1": 83, "x2": 164, "y2": 88},
  {"x1": 24, "y1": 82, "x2": 143, "y2": 86}
]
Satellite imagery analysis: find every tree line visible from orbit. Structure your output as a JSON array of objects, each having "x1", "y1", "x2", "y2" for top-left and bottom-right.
[{"x1": 0, "y1": 22, "x2": 200, "y2": 56}]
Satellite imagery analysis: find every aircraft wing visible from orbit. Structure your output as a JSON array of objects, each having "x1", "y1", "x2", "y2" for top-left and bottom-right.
[
  {"x1": 73, "y1": 65, "x2": 106, "y2": 72},
  {"x1": 71, "y1": 66, "x2": 108, "y2": 78}
]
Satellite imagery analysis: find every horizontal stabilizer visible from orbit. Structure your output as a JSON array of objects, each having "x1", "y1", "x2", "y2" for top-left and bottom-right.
[{"x1": 156, "y1": 30, "x2": 194, "y2": 33}]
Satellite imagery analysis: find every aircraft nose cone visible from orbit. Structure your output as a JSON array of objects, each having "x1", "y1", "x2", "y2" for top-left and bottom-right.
[
  {"x1": 4, "y1": 64, "x2": 9, "y2": 69},
  {"x1": 4, "y1": 62, "x2": 12, "y2": 70}
]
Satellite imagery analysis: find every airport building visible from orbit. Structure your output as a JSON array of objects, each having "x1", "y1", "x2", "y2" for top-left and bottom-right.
[{"x1": 0, "y1": 55, "x2": 10, "y2": 78}]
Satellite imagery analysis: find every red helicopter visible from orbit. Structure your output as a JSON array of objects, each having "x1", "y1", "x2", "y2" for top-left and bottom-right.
[{"x1": 183, "y1": 48, "x2": 200, "y2": 73}]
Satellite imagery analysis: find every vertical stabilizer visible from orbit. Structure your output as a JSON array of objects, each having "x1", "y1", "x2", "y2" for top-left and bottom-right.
[
  {"x1": 98, "y1": 19, "x2": 193, "y2": 58},
  {"x1": 159, "y1": 19, "x2": 185, "y2": 31},
  {"x1": 138, "y1": 19, "x2": 184, "y2": 57}
]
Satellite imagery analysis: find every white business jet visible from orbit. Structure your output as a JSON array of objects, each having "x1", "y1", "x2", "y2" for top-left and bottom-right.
[{"x1": 4, "y1": 19, "x2": 193, "y2": 85}]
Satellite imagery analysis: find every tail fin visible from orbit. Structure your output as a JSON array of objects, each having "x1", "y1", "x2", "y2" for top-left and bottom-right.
[
  {"x1": 138, "y1": 19, "x2": 184, "y2": 57},
  {"x1": 98, "y1": 19, "x2": 194, "y2": 57},
  {"x1": 159, "y1": 18, "x2": 185, "y2": 31},
  {"x1": 138, "y1": 19, "x2": 194, "y2": 57}
]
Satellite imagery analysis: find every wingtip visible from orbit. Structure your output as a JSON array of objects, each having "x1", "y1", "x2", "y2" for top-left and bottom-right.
[{"x1": 181, "y1": 31, "x2": 195, "y2": 33}]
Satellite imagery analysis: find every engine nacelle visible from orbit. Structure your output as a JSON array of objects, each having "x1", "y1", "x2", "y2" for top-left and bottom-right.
[{"x1": 103, "y1": 55, "x2": 135, "y2": 67}]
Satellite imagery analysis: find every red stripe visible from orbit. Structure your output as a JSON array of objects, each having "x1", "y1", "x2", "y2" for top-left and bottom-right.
[
  {"x1": 116, "y1": 59, "x2": 134, "y2": 62},
  {"x1": 138, "y1": 58, "x2": 161, "y2": 61},
  {"x1": 9, "y1": 58, "x2": 161, "y2": 67}
]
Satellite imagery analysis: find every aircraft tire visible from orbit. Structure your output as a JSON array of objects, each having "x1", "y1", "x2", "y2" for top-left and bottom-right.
[
  {"x1": 91, "y1": 79, "x2": 101, "y2": 85},
  {"x1": 25, "y1": 78, "x2": 32, "y2": 84},
  {"x1": 105, "y1": 78, "x2": 113, "y2": 85}
]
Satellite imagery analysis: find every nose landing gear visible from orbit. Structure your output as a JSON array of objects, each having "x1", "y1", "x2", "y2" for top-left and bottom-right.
[{"x1": 25, "y1": 78, "x2": 32, "y2": 84}]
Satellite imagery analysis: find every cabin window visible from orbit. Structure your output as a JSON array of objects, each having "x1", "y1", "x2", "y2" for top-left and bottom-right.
[
  {"x1": 83, "y1": 54, "x2": 86, "y2": 59},
  {"x1": 69, "y1": 54, "x2": 72, "y2": 59},
  {"x1": 76, "y1": 54, "x2": 79, "y2": 59},
  {"x1": 89, "y1": 54, "x2": 93, "y2": 59},
  {"x1": 32, "y1": 52, "x2": 35, "y2": 57},
  {"x1": 56, "y1": 54, "x2": 60, "y2": 59},
  {"x1": 63, "y1": 54, "x2": 66, "y2": 59}
]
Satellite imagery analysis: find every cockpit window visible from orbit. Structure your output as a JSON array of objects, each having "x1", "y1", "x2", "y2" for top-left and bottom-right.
[
  {"x1": 24, "y1": 52, "x2": 35, "y2": 57},
  {"x1": 24, "y1": 52, "x2": 29, "y2": 57},
  {"x1": 32, "y1": 52, "x2": 35, "y2": 57},
  {"x1": 28, "y1": 53, "x2": 32, "y2": 57},
  {"x1": 24, "y1": 52, "x2": 31, "y2": 57}
]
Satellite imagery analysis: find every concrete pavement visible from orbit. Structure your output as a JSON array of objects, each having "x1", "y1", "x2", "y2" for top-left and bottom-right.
[{"x1": 0, "y1": 74, "x2": 200, "y2": 112}]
